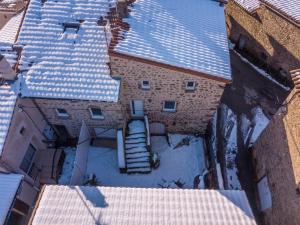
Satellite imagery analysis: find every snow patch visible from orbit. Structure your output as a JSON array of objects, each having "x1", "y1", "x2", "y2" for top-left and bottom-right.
[
  {"x1": 223, "y1": 106, "x2": 241, "y2": 190},
  {"x1": 249, "y1": 107, "x2": 269, "y2": 145},
  {"x1": 58, "y1": 147, "x2": 76, "y2": 185}
]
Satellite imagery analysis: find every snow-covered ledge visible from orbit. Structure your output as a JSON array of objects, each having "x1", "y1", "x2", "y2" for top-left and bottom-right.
[
  {"x1": 144, "y1": 116, "x2": 151, "y2": 146},
  {"x1": 117, "y1": 129, "x2": 126, "y2": 173}
]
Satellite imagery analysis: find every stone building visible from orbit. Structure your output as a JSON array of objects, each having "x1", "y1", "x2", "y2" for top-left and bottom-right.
[
  {"x1": 14, "y1": 0, "x2": 231, "y2": 138},
  {"x1": 252, "y1": 69, "x2": 300, "y2": 225},
  {"x1": 225, "y1": 0, "x2": 300, "y2": 84},
  {"x1": 109, "y1": 0, "x2": 231, "y2": 134},
  {"x1": 0, "y1": 7, "x2": 63, "y2": 224}
]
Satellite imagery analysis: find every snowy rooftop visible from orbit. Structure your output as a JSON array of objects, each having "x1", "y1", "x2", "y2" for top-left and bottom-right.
[
  {"x1": 233, "y1": 0, "x2": 300, "y2": 24},
  {"x1": 112, "y1": 0, "x2": 232, "y2": 81},
  {"x1": 0, "y1": 173, "x2": 23, "y2": 225},
  {"x1": 233, "y1": 0, "x2": 260, "y2": 12},
  {"x1": 0, "y1": 11, "x2": 24, "y2": 67},
  {"x1": 17, "y1": 0, "x2": 120, "y2": 102},
  {"x1": 32, "y1": 185, "x2": 257, "y2": 225},
  {"x1": 0, "y1": 84, "x2": 18, "y2": 156},
  {"x1": 263, "y1": 0, "x2": 300, "y2": 24}
]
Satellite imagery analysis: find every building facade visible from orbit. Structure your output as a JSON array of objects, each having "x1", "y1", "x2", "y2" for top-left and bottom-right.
[
  {"x1": 225, "y1": 0, "x2": 300, "y2": 84},
  {"x1": 110, "y1": 54, "x2": 226, "y2": 134},
  {"x1": 252, "y1": 70, "x2": 300, "y2": 225}
]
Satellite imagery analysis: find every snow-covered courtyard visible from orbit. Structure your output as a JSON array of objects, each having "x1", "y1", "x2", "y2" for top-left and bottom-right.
[{"x1": 85, "y1": 134, "x2": 207, "y2": 189}]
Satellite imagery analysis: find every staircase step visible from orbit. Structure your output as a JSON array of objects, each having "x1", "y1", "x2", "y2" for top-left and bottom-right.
[
  {"x1": 127, "y1": 162, "x2": 150, "y2": 169},
  {"x1": 127, "y1": 167, "x2": 151, "y2": 174},
  {"x1": 126, "y1": 151, "x2": 150, "y2": 159},
  {"x1": 125, "y1": 142, "x2": 146, "y2": 149},
  {"x1": 125, "y1": 138, "x2": 146, "y2": 144},
  {"x1": 128, "y1": 120, "x2": 145, "y2": 134},
  {"x1": 125, "y1": 147, "x2": 148, "y2": 154},
  {"x1": 126, "y1": 133, "x2": 146, "y2": 139},
  {"x1": 126, "y1": 157, "x2": 150, "y2": 164}
]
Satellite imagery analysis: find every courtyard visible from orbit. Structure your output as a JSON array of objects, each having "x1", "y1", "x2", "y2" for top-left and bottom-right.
[{"x1": 59, "y1": 134, "x2": 208, "y2": 189}]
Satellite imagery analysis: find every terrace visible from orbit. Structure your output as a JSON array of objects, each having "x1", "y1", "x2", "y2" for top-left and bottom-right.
[{"x1": 58, "y1": 119, "x2": 210, "y2": 189}]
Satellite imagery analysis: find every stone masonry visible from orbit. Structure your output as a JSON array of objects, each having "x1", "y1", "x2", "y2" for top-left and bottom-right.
[
  {"x1": 225, "y1": 1, "x2": 300, "y2": 82},
  {"x1": 253, "y1": 88, "x2": 300, "y2": 225},
  {"x1": 110, "y1": 55, "x2": 226, "y2": 134},
  {"x1": 34, "y1": 98, "x2": 124, "y2": 137}
]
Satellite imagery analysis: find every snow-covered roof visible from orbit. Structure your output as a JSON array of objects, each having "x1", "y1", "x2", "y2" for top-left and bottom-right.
[
  {"x1": 112, "y1": 0, "x2": 232, "y2": 82},
  {"x1": 17, "y1": 0, "x2": 120, "y2": 102},
  {"x1": 233, "y1": 0, "x2": 260, "y2": 13},
  {"x1": 0, "y1": 11, "x2": 24, "y2": 67},
  {"x1": 262, "y1": 0, "x2": 300, "y2": 24},
  {"x1": 0, "y1": 83, "x2": 18, "y2": 156},
  {"x1": 0, "y1": 173, "x2": 23, "y2": 225},
  {"x1": 32, "y1": 185, "x2": 257, "y2": 225},
  {"x1": 233, "y1": 0, "x2": 300, "y2": 24}
]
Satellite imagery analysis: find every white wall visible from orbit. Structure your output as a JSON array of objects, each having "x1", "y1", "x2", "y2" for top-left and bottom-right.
[{"x1": 70, "y1": 121, "x2": 91, "y2": 185}]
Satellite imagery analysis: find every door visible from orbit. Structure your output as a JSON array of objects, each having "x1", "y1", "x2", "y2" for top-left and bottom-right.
[
  {"x1": 54, "y1": 125, "x2": 71, "y2": 146},
  {"x1": 130, "y1": 100, "x2": 144, "y2": 118}
]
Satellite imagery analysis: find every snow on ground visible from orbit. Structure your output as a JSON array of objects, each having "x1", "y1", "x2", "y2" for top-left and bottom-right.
[
  {"x1": 58, "y1": 147, "x2": 76, "y2": 185},
  {"x1": 223, "y1": 106, "x2": 242, "y2": 190},
  {"x1": 85, "y1": 134, "x2": 206, "y2": 189},
  {"x1": 249, "y1": 106, "x2": 269, "y2": 145},
  {"x1": 221, "y1": 104, "x2": 270, "y2": 190}
]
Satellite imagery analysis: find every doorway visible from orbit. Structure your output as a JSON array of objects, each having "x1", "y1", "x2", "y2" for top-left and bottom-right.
[{"x1": 130, "y1": 100, "x2": 144, "y2": 118}]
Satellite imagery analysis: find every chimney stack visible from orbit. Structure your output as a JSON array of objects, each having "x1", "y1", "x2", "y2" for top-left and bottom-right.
[{"x1": 117, "y1": 0, "x2": 128, "y2": 18}]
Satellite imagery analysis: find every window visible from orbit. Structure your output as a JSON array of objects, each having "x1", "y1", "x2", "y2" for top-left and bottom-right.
[
  {"x1": 55, "y1": 108, "x2": 69, "y2": 118},
  {"x1": 141, "y1": 80, "x2": 150, "y2": 90},
  {"x1": 163, "y1": 101, "x2": 176, "y2": 112},
  {"x1": 89, "y1": 108, "x2": 104, "y2": 120},
  {"x1": 185, "y1": 81, "x2": 196, "y2": 91},
  {"x1": 20, "y1": 144, "x2": 36, "y2": 174}
]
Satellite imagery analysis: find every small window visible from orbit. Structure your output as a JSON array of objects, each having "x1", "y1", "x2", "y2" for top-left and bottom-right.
[
  {"x1": 163, "y1": 101, "x2": 176, "y2": 112},
  {"x1": 185, "y1": 81, "x2": 196, "y2": 91},
  {"x1": 141, "y1": 80, "x2": 150, "y2": 90},
  {"x1": 56, "y1": 108, "x2": 69, "y2": 118},
  {"x1": 20, "y1": 144, "x2": 37, "y2": 174},
  {"x1": 89, "y1": 108, "x2": 104, "y2": 120}
]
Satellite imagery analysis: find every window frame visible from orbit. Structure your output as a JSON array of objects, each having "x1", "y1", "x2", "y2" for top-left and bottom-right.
[
  {"x1": 163, "y1": 101, "x2": 177, "y2": 112},
  {"x1": 20, "y1": 144, "x2": 37, "y2": 174},
  {"x1": 89, "y1": 108, "x2": 105, "y2": 120},
  {"x1": 185, "y1": 81, "x2": 196, "y2": 91},
  {"x1": 141, "y1": 80, "x2": 150, "y2": 90},
  {"x1": 55, "y1": 108, "x2": 69, "y2": 118}
]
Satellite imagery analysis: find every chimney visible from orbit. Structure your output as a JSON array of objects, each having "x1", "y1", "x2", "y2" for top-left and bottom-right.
[
  {"x1": 117, "y1": 0, "x2": 128, "y2": 19},
  {"x1": 0, "y1": 55, "x2": 17, "y2": 81}
]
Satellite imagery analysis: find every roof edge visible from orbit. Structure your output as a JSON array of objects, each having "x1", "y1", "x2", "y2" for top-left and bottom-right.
[
  {"x1": 109, "y1": 50, "x2": 232, "y2": 84},
  {"x1": 260, "y1": 1, "x2": 300, "y2": 27}
]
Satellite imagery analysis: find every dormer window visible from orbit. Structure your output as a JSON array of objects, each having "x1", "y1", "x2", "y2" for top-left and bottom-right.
[
  {"x1": 141, "y1": 80, "x2": 150, "y2": 90},
  {"x1": 185, "y1": 81, "x2": 196, "y2": 91},
  {"x1": 62, "y1": 22, "x2": 80, "y2": 40}
]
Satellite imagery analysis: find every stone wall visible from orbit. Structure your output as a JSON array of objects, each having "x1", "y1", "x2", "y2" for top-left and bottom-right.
[
  {"x1": 225, "y1": 1, "x2": 300, "y2": 82},
  {"x1": 34, "y1": 98, "x2": 124, "y2": 137},
  {"x1": 110, "y1": 55, "x2": 226, "y2": 134},
  {"x1": 253, "y1": 89, "x2": 300, "y2": 225}
]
